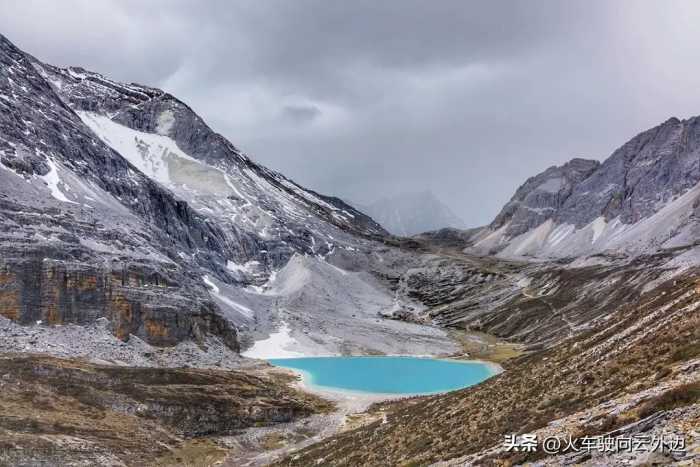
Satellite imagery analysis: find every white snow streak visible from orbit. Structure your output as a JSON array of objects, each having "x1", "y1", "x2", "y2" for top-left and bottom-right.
[
  {"x1": 203, "y1": 275, "x2": 254, "y2": 318},
  {"x1": 590, "y1": 216, "x2": 606, "y2": 243},
  {"x1": 202, "y1": 275, "x2": 220, "y2": 294},
  {"x1": 40, "y1": 159, "x2": 77, "y2": 204}
]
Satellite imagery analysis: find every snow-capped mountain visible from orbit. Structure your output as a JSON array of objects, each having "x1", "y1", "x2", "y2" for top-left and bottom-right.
[
  {"x1": 468, "y1": 117, "x2": 700, "y2": 259},
  {"x1": 0, "y1": 33, "x2": 391, "y2": 351},
  {"x1": 358, "y1": 191, "x2": 465, "y2": 236}
]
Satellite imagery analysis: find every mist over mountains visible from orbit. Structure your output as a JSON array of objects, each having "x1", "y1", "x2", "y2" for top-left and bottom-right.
[{"x1": 356, "y1": 191, "x2": 465, "y2": 236}]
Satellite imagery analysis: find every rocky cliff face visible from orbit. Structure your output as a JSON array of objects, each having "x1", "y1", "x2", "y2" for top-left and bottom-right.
[
  {"x1": 468, "y1": 117, "x2": 700, "y2": 258},
  {"x1": 0, "y1": 260, "x2": 237, "y2": 350},
  {"x1": 490, "y1": 158, "x2": 600, "y2": 237},
  {"x1": 557, "y1": 117, "x2": 700, "y2": 227},
  {"x1": 0, "y1": 32, "x2": 387, "y2": 351}
]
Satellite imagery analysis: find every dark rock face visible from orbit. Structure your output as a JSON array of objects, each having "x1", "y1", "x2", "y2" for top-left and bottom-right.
[
  {"x1": 473, "y1": 115, "x2": 700, "y2": 256},
  {"x1": 490, "y1": 158, "x2": 600, "y2": 237},
  {"x1": 0, "y1": 32, "x2": 385, "y2": 349},
  {"x1": 557, "y1": 117, "x2": 700, "y2": 226},
  {"x1": 0, "y1": 258, "x2": 238, "y2": 351}
]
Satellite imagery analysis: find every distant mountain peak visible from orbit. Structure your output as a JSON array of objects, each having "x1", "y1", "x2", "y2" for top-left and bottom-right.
[{"x1": 359, "y1": 191, "x2": 464, "y2": 237}]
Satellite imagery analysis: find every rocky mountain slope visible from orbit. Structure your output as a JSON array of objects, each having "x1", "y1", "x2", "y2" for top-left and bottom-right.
[
  {"x1": 276, "y1": 269, "x2": 700, "y2": 466},
  {"x1": 0, "y1": 32, "x2": 428, "y2": 358},
  {"x1": 464, "y1": 117, "x2": 700, "y2": 259},
  {"x1": 357, "y1": 191, "x2": 464, "y2": 236}
]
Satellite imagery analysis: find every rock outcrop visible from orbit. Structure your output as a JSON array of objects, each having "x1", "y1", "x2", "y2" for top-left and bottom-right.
[
  {"x1": 490, "y1": 158, "x2": 600, "y2": 238},
  {"x1": 0, "y1": 257, "x2": 238, "y2": 349}
]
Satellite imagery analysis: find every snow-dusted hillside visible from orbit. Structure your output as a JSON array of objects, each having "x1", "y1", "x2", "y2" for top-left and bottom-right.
[
  {"x1": 467, "y1": 117, "x2": 700, "y2": 260},
  {"x1": 34, "y1": 60, "x2": 386, "y2": 270},
  {"x1": 0, "y1": 32, "x2": 461, "y2": 359}
]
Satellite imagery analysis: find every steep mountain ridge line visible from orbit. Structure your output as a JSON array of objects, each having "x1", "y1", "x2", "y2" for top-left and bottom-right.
[
  {"x1": 0, "y1": 31, "x2": 396, "y2": 351},
  {"x1": 32, "y1": 57, "x2": 386, "y2": 241},
  {"x1": 462, "y1": 114, "x2": 700, "y2": 259}
]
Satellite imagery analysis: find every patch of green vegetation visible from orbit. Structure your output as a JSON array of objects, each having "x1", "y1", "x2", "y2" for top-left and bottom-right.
[{"x1": 447, "y1": 328, "x2": 524, "y2": 364}]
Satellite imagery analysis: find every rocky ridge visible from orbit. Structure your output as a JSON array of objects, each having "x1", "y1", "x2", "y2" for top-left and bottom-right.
[
  {"x1": 0, "y1": 32, "x2": 390, "y2": 353},
  {"x1": 463, "y1": 117, "x2": 700, "y2": 259}
]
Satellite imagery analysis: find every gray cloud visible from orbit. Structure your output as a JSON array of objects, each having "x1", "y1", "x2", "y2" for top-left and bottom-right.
[
  {"x1": 282, "y1": 104, "x2": 322, "y2": 124},
  {"x1": 2, "y1": 0, "x2": 700, "y2": 226}
]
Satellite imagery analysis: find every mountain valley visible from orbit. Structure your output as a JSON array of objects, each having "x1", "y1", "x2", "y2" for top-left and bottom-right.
[{"x1": 0, "y1": 31, "x2": 698, "y2": 467}]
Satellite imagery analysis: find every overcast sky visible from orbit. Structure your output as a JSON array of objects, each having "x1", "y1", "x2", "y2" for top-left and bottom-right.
[{"x1": 2, "y1": 1, "x2": 700, "y2": 227}]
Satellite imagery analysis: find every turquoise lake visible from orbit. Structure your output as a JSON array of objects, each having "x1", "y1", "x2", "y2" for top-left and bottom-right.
[{"x1": 267, "y1": 356, "x2": 497, "y2": 395}]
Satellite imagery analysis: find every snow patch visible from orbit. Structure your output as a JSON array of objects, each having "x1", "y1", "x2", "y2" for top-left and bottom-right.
[
  {"x1": 202, "y1": 275, "x2": 220, "y2": 294},
  {"x1": 590, "y1": 216, "x2": 606, "y2": 243},
  {"x1": 40, "y1": 158, "x2": 77, "y2": 204},
  {"x1": 241, "y1": 322, "x2": 304, "y2": 359},
  {"x1": 79, "y1": 112, "x2": 177, "y2": 186},
  {"x1": 226, "y1": 259, "x2": 260, "y2": 274}
]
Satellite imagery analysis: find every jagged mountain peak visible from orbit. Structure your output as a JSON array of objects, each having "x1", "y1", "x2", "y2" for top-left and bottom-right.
[
  {"x1": 30, "y1": 57, "x2": 385, "y2": 244},
  {"x1": 469, "y1": 114, "x2": 700, "y2": 259},
  {"x1": 490, "y1": 157, "x2": 600, "y2": 236}
]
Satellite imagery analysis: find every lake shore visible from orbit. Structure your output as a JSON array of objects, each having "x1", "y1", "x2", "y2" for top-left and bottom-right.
[{"x1": 236, "y1": 351, "x2": 508, "y2": 465}]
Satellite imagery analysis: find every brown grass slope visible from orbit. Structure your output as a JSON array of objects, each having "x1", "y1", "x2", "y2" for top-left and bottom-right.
[
  {"x1": 0, "y1": 354, "x2": 332, "y2": 466},
  {"x1": 275, "y1": 272, "x2": 700, "y2": 466}
]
